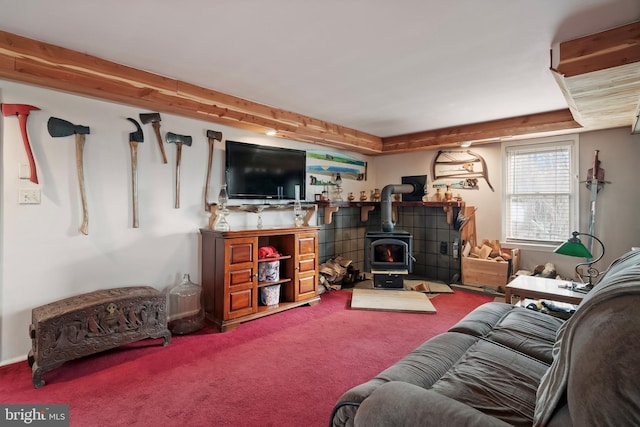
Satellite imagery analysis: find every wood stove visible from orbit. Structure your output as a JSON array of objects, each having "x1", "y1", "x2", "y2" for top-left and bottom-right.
[{"x1": 366, "y1": 230, "x2": 413, "y2": 288}]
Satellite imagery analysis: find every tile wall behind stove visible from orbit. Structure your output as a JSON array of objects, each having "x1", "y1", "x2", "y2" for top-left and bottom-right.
[{"x1": 317, "y1": 205, "x2": 461, "y2": 283}]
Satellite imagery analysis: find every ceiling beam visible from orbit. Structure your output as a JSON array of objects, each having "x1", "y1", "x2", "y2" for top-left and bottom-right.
[
  {"x1": 0, "y1": 30, "x2": 383, "y2": 154},
  {"x1": 553, "y1": 20, "x2": 640, "y2": 78},
  {"x1": 381, "y1": 109, "x2": 581, "y2": 152},
  {"x1": 551, "y1": 20, "x2": 640, "y2": 132}
]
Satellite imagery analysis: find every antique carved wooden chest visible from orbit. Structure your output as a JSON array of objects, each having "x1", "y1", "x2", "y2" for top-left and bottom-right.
[{"x1": 28, "y1": 286, "x2": 171, "y2": 388}]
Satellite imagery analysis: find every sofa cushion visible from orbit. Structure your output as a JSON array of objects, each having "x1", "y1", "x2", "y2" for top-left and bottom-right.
[
  {"x1": 431, "y1": 338, "x2": 549, "y2": 427},
  {"x1": 485, "y1": 307, "x2": 564, "y2": 364},
  {"x1": 450, "y1": 301, "x2": 564, "y2": 364}
]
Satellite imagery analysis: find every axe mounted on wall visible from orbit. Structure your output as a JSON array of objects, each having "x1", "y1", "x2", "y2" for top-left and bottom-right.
[
  {"x1": 166, "y1": 132, "x2": 192, "y2": 208},
  {"x1": 47, "y1": 117, "x2": 91, "y2": 235},
  {"x1": 139, "y1": 112, "x2": 167, "y2": 164},
  {"x1": 205, "y1": 129, "x2": 223, "y2": 211},
  {"x1": 127, "y1": 118, "x2": 144, "y2": 228},
  {"x1": 2, "y1": 103, "x2": 40, "y2": 183}
]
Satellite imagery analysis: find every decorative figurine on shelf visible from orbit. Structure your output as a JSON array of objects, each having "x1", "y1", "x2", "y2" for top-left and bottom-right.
[
  {"x1": 422, "y1": 185, "x2": 429, "y2": 202},
  {"x1": 332, "y1": 173, "x2": 343, "y2": 201},
  {"x1": 445, "y1": 184, "x2": 453, "y2": 201},
  {"x1": 434, "y1": 188, "x2": 443, "y2": 201},
  {"x1": 254, "y1": 205, "x2": 266, "y2": 229},
  {"x1": 360, "y1": 190, "x2": 368, "y2": 201},
  {"x1": 348, "y1": 192, "x2": 355, "y2": 202},
  {"x1": 294, "y1": 185, "x2": 304, "y2": 227},
  {"x1": 214, "y1": 184, "x2": 231, "y2": 231},
  {"x1": 372, "y1": 188, "x2": 381, "y2": 202}
]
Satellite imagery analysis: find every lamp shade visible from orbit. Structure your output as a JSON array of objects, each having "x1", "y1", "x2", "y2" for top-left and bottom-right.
[{"x1": 554, "y1": 232, "x2": 593, "y2": 258}]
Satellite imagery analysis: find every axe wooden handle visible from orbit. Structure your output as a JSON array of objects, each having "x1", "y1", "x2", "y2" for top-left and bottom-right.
[
  {"x1": 152, "y1": 121, "x2": 168, "y2": 164},
  {"x1": 75, "y1": 134, "x2": 89, "y2": 235},
  {"x1": 129, "y1": 141, "x2": 139, "y2": 228},
  {"x1": 175, "y1": 143, "x2": 182, "y2": 208},
  {"x1": 204, "y1": 139, "x2": 214, "y2": 211}
]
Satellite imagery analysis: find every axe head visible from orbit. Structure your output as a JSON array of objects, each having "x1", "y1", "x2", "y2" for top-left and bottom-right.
[
  {"x1": 2, "y1": 103, "x2": 40, "y2": 117},
  {"x1": 166, "y1": 132, "x2": 192, "y2": 147},
  {"x1": 127, "y1": 118, "x2": 144, "y2": 143},
  {"x1": 47, "y1": 117, "x2": 90, "y2": 138},
  {"x1": 206, "y1": 130, "x2": 223, "y2": 141},
  {"x1": 139, "y1": 112, "x2": 161, "y2": 124}
]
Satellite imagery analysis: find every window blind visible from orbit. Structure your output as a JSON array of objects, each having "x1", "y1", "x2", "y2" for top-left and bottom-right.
[{"x1": 505, "y1": 143, "x2": 574, "y2": 243}]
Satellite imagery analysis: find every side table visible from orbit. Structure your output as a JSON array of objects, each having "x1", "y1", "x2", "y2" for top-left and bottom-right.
[{"x1": 505, "y1": 275, "x2": 585, "y2": 306}]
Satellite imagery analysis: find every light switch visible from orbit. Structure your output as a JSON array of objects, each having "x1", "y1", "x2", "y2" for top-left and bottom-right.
[{"x1": 18, "y1": 163, "x2": 31, "y2": 179}]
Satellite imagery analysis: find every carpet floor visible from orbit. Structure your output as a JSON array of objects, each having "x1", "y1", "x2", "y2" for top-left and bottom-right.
[{"x1": 0, "y1": 289, "x2": 493, "y2": 427}]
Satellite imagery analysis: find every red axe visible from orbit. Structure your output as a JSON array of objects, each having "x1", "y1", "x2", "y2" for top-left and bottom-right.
[{"x1": 1, "y1": 103, "x2": 40, "y2": 183}]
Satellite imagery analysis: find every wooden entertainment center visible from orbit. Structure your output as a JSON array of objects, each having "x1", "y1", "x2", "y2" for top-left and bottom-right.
[{"x1": 200, "y1": 226, "x2": 320, "y2": 332}]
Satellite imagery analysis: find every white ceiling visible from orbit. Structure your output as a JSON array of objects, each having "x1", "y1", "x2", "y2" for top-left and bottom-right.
[{"x1": 1, "y1": 0, "x2": 639, "y2": 138}]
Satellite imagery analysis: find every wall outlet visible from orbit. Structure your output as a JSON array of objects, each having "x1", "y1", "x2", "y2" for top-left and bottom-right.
[{"x1": 19, "y1": 189, "x2": 41, "y2": 204}]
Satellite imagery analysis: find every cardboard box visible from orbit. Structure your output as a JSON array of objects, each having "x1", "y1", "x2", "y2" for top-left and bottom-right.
[{"x1": 461, "y1": 248, "x2": 520, "y2": 291}]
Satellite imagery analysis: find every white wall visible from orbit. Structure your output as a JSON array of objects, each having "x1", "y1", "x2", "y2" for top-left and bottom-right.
[
  {"x1": 0, "y1": 80, "x2": 373, "y2": 364},
  {"x1": 376, "y1": 129, "x2": 640, "y2": 276}
]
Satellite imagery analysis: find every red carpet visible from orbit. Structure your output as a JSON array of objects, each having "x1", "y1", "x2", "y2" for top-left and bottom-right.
[{"x1": 0, "y1": 289, "x2": 492, "y2": 426}]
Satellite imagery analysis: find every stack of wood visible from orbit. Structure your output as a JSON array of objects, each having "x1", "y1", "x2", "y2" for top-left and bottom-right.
[{"x1": 462, "y1": 239, "x2": 514, "y2": 262}]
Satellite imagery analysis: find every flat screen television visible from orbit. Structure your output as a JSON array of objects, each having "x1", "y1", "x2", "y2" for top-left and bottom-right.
[{"x1": 225, "y1": 140, "x2": 306, "y2": 200}]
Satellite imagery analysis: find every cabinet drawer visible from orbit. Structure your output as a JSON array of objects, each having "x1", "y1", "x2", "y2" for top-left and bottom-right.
[
  {"x1": 228, "y1": 241, "x2": 254, "y2": 266},
  {"x1": 229, "y1": 268, "x2": 254, "y2": 289},
  {"x1": 227, "y1": 288, "x2": 255, "y2": 319},
  {"x1": 297, "y1": 235, "x2": 317, "y2": 257},
  {"x1": 298, "y1": 274, "x2": 317, "y2": 299},
  {"x1": 298, "y1": 258, "x2": 316, "y2": 273}
]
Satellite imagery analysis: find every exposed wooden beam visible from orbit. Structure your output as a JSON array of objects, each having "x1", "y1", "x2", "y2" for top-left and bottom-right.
[
  {"x1": 381, "y1": 110, "x2": 582, "y2": 153},
  {"x1": 551, "y1": 20, "x2": 640, "y2": 132},
  {"x1": 554, "y1": 20, "x2": 640, "y2": 78},
  {"x1": 0, "y1": 30, "x2": 382, "y2": 154}
]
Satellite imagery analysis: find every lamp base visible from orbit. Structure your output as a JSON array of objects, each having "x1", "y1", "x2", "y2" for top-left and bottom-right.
[
  {"x1": 572, "y1": 282, "x2": 592, "y2": 293},
  {"x1": 559, "y1": 282, "x2": 593, "y2": 294}
]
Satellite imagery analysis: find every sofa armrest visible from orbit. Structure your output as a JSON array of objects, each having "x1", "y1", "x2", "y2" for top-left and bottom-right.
[{"x1": 353, "y1": 381, "x2": 512, "y2": 427}]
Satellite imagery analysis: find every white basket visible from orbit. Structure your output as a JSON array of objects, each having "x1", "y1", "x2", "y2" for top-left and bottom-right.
[
  {"x1": 260, "y1": 284, "x2": 281, "y2": 306},
  {"x1": 258, "y1": 260, "x2": 280, "y2": 282}
]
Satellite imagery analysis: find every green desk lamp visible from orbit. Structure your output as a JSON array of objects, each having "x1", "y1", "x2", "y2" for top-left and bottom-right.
[{"x1": 554, "y1": 231, "x2": 605, "y2": 293}]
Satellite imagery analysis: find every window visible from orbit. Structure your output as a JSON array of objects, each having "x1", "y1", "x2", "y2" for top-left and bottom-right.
[{"x1": 502, "y1": 136, "x2": 578, "y2": 245}]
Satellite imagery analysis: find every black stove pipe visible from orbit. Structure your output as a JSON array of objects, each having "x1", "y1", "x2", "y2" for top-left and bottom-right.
[{"x1": 381, "y1": 183, "x2": 416, "y2": 232}]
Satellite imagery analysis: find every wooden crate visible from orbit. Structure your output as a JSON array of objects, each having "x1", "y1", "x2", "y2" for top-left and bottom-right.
[{"x1": 461, "y1": 248, "x2": 520, "y2": 290}]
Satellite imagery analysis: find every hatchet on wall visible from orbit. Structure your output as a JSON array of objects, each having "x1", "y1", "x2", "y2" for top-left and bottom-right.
[
  {"x1": 166, "y1": 132, "x2": 192, "y2": 208},
  {"x1": 127, "y1": 118, "x2": 144, "y2": 228},
  {"x1": 205, "y1": 129, "x2": 223, "y2": 211},
  {"x1": 139, "y1": 112, "x2": 168, "y2": 164},
  {"x1": 47, "y1": 117, "x2": 91, "y2": 235},
  {"x1": 2, "y1": 103, "x2": 40, "y2": 184}
]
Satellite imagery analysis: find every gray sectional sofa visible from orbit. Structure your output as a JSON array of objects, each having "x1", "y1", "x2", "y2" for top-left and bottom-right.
[{"x1": 331, "y1": 249, "x2": 640, "y2": 426}]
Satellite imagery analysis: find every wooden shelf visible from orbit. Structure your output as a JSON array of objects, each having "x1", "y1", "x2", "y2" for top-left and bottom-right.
[
  {"x1": 315, "y1": 200, "x2": 465, "y2": 224},
  {"x1": 207, "y1": 203, "x2": 318, "y2": 230},
  {"x1": 257, "y1": 278, "x2": 291, "y2": 288}
]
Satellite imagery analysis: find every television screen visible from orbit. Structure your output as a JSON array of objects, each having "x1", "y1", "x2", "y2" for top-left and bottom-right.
[{"x1": 225, "y1": 140, "x2": 306, "y2": 200}]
